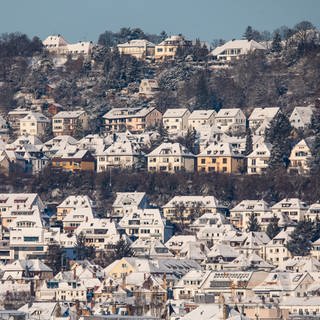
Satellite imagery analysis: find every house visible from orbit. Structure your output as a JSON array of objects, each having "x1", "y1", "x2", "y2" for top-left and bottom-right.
[
  {"x1": 103, "y1": 106, "x2": 162, "y2": 133},
  {"x1": 271, "y1": 198, "x2": 309, "y2": 223},
  {"x1": 230, "y1": 200, "x2": 271, "y2": 231},
  {"x1": 249, "y1": 107, "x2": 280, "y2": 135},
  {"x1": 162, "y1": 196, "x2": 223, "y2": 225},
  {"x1": 131, "y1": 238, "x2": 173, "y2": 259},
  {"x1": 288, "y1": 137, "x2": 314, "y2": 175},
  {"x1": 52, "y1": 110, "x2": 89, "y2": 136},
  {"x1": 117, "y1": 39, "x2": 155, "y2": 59},
  {"x1": 20, "y1": 112, "x2": 49, "y2": 137},
  {"x1": 187, "y1": 110, "x2": 216, "y2": 131},
  {"x1": 155, "y1": 35, "x2": 192, "y2": 61},
  {"x1": 147, "y1": 142, "x2": 195, "y2": 173},
  {"x1": 119, "y1": 208, "x2": 171, "y2": 242},
  {"x1": 215, "y1": 108, "x2": 246, "y2": 134},
  {"x1": 8, "y1": 107, "x2": 31, "y2": 132},
  {"x1": 247, "y1": 142, "x2": 272, "y2": 174},
  {"x1": 197, "y1": 142, "x2": 245, "y2": 174},
  {"x1": 112, "y1": 192, "x2": 148, "y2": 218},
  {"x1": 253, "y1": 272, "x2": 314, "y2": 299},
  {"x1": 52, "y1": 149, "x2": 95, "y2": 172},
  {"x1": 75, "y1": 218, "x2": 121, "y2": 250},
  {"x1": 139, "y1": 79, "x2": 159, "y2": 98},
  {"x1": 306, "y1": 202, "x2": 320, "y2": 221},
  {"x1": 56, "y1": 195, "x2": 95, "y2": 221},
  {"x1": 265, "y1": 227, "x2": 294, "y2": 268},
  {"x1": 289, "y1": 105, "x2": 314, "y2": 129},
  {"x1": 210, "y1": 39, "x2": 266, "y2": 61},
  {"x1": 43, "y1": 34, "x2": 93, "y2": 55},
  {"x1": 162, "y1": 108, "x2": 191, "y2": 136},
  {"x1": 97, "y1": 140, "x2": 144, "y2": 172}
]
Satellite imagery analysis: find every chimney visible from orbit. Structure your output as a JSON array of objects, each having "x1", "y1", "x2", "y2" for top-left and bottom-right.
[{"x1": 73, "y1": 267, "x2": 77, "y2": 280}]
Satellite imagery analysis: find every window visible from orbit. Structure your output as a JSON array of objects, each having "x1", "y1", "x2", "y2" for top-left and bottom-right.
[{"x1": 222, "y1": 158, "x2": 227, "y2": 164}]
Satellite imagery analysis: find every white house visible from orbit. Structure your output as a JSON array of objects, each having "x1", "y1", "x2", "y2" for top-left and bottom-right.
[
  {"x1": 271, "y1": 198, "x2": 309, "y2": 223},
  {"x1": 289, "y1": 106, "x2": 314, "y2": 129},
  {"x1": 247, "y1": 142, "x2": 272, "y2": 175},
  {"x1": 215, "y1": 108, "x2": 246, "y2": 134},
  {"x1": 147, "y1": 142, "x2": 195, "y2": 173},
  {"x1": 210, "y1": 39, "x2": 266, "y2": 61},
  {"x1": 97, "y1": 140, "x2": 144, "y2": 172},
  {"x1": 187, "y1": 110, "x2": 216, "y2": 131},
  {"x1": 162, "y1": 108, "x2": 191, "y2": 136},
  {"x1": 230, "y1": 200, "x2": 271, "y2": 230},
  {"x1": 249, "y1": 107, "x2": 280, "y2": 135},
  {"x1": 119, "y1": 208, "x2": 170, "y2": 242},
  {"x1": 20, "y1": 112, "x2": 49, "y2": 137}
]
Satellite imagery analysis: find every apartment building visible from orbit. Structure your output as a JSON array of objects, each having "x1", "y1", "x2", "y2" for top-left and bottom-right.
[
  {"x1": 103, "y1": 106, "x2": 162, "y2": 133},
  {"x1": 162, "y1": 108, "x2": 191, "y2": 136},
  {"x1": 52, "y1": 110, "x2": 89, "y2": 136},
  {"x1": 147, "y1": 142, "x2": 195, "y2": 173}
]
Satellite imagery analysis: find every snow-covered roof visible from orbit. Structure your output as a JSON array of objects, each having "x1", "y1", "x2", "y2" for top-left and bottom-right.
[
  {"x1": 231, "y1": 199, "x2": 271, "y2": 213},
  {"x1": 216, "y1": 108, "x2": 244, "y2": 118},
  {"x1": 271, "y1": 198, "x2": 309, "y2": 211},
  {"x1": 188, "y1": 110, "x2": 216, "y2": 120},
  {"x1": 163, "y1": 108, "x2": 189, "y2": 118},
  {"x1": 211, "y1": 39, "x2": 266, "y2": 56},
  {"x1": 53, "y1": 110, "x2": 86, "y2": 119},
  {"x1": 198, "y1": 142, "x2": 243, "y2": 157},
  {"x1": 20, "y1": 112, "x2": 49, "y2": 123},
  {"x1": 249, "y1": 107, "x2": 280, "y2": 121},
  {"x1": 163, "y1": 196, "x2": 220, "y2": 208},
  {"x1": 147, "y1": 142, "x2": 194, "y2": 157},
  {"x1": 117, "y1": 39, "x2": 155, "y2": 48}
]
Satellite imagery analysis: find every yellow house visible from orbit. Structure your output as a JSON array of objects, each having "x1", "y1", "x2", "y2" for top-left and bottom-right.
[
  {"x1": 197, "y1": 142, "x2": 245, "y2": 173},
  {"x1": 52, "y1": 150, "x2": 95, "y2": 172},
  {"x1": 105, "y1": 257, "x2": 137, "y2": 279},
  {"x1": 117, "y1": 39, "x2": 155, "y2": 60},
  {"x1": 155, "y1": 35, "x2": 192, "y2": 61}
]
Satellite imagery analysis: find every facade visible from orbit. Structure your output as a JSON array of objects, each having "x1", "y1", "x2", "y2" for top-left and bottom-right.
[
  {"x1": 103, "y1": 106, "x2": 162, "y2": 133},
  {"x1": 20, "y1": 112, "x2": 49, "y2": 137},
  {"x1": 97, "y1": 140, "x2": 144, "y2": 172},
  {"x1": 210, "y1": 39, "x2": 266, "y2": 61},
  {"x1": 8, "y1": 107, "x2": 31, "y2": 132},
  {"x1": 155, "y1": 35, "x2": 192, "y2": 60},
  {"x1": 162, "y1": 196, "x2": 223, "y2": 225},
  {"x1": 117, "y1": 39, "x2": 155, "y2": 59},
  {"x1": 43, "y1": 35, "x2": 93, "y2": 55},
  {"x1": 119, "y1": 209, "x2": 169, "y2": 241},
  {"x1": 230, "y1": 200, "x2": 271, "y2": 230},
  {"x1": 288, "y1": 137, "x2": 313, "y2": 175},
  {"x1": 197, "y1": 142, "x2": 245, "y2": 174},
  {"x1": 247, "y1": 142, "x2": 272, "y2": 175},
  {"x1": 289, "y1": 106, "x2": 314, "y2": 129},
  {"x1": 249, "y1": 107, "x2": 279, "y2": 135},
  {"x1": 56, "y1": 195, "x2": 95, "y2": 221},
  {"x1": 147, "y1": 142, "x2": 195, "y2": 173},
  {"x1": 215, "y1": 108, "x2": 246, "y2": 134},
  {"x1": 187, "y1": 110, "x2": 216, "y2": 131},
  {"x1": 271, "y1": 198, "x2": 309, "y2": 223},
  {"x1": 52, "y1": 110, "x2": 89, "y2": 136},
  {"x1": 112, "y1": 192, "x2": 148, "y2": 217},
  {"x1": 162, "y1": 108, "x2": 191, "y2": 136},
  {"x1": 52, "y1": 149, "x2": 95, "y2": 172}
]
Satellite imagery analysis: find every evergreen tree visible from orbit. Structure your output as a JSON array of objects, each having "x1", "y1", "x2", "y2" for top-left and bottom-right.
[
  {"x1": 184, "y1": 127, "x2": 197, "y2": 154},
  {"x1": 157, "y1": 122, "x2": 169, "y2": 143},
  {"x1": 286, "y1": 219, "x2": 314, "y2": 256},
  {"x1": 245, "y1": 128, "x2": 253, "y2": 156},
  {"x1": 112, "y1": 238, "x2": 134, "y2": 260},
  {"x1": 309, "y1": 108, "x2": 320, "y2": 173},
  {"x1": 266, "y1": 112, "x2": 292, "y2": 169},
  {"x1": 195, "y1": 72, "x2": 211, "y2": 109},
  {"x1": 271, "y1": 32, "x2": 282, "y2": 53},
  {"x1": 74, "y1": 232, "x2": 95, "y2": 260},
  {"x1": 244, "y1": 26, "x2": 254, "y2": 41},
  {"x1": 312, "y1": 215, "x2": 320, "y2": 242},
  {"x1": 266, "y1": 215, "x2": 281, "y2": 239},
  {"x1": 247, "y1": 212, "x2": 261, "y2": 232},
  {"x1": 45, "y1": 243, "x2": 64, "y2": 274}
]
